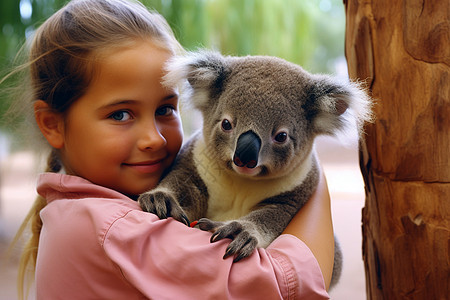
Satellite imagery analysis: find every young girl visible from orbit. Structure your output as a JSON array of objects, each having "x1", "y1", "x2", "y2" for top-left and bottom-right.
[{"x1": 10, "y1": 0, "x2": 335, "y2": 298}]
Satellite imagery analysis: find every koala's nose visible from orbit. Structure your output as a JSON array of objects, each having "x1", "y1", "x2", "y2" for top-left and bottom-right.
[{"x1": 233, "y1": 131, "x2": 261, "y2": 169}]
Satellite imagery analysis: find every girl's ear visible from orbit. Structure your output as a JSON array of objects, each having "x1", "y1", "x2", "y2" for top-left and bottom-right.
[{"x1": 34, "y1": 100, "x2": 65, "y2": 149}]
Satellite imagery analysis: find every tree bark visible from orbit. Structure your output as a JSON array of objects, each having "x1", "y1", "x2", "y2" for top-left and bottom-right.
[{"x1": 344, "y1": 0, "x2": 449, "y2": 299}]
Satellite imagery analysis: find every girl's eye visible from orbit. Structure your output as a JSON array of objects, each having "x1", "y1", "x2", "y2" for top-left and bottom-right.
[
  {"x1": 110, "y1": 110, "x2": 132, "y2": 122},
  {"x1": 221, "y1": 119, "x2": 232, "y2": 131},
  {"x1": 274, "y1": 132, "x2": 288, "y2": 143},
  {"x1": 156, "y1": 106, "x2": 175, "y2": 116}
]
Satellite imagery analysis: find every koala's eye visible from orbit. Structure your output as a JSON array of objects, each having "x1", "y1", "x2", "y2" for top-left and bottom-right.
[
  {"x1": 274, "y1": 132, "x2": 288, "y2": 143},
  {"x1": 221, "y1": 119, "x2": 232, "y2": 131}
]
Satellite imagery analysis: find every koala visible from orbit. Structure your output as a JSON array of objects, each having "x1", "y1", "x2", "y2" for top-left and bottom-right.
[{"x1": 138, "y1": 50, "x2": 372, "y2": 287}]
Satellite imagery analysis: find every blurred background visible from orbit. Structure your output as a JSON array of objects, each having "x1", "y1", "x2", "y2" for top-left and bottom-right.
[{"x1": 0, "y1": 0, "x2": 367, "y2": 299}]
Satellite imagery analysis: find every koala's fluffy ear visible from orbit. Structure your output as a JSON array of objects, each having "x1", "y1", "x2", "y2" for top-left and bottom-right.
[
  {"x1": 306, "y1": 75, "x2": 373, "y2": 137},
  {"x1": 163, "y1": 50, "x2": 229, "y2": 110}
]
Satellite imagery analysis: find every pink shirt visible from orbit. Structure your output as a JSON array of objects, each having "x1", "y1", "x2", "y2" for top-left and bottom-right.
[{"x1": 36, "y1": 173, "x2": 329, "y2": 299}]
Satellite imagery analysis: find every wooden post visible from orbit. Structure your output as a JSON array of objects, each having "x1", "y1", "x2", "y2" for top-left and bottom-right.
[{"x1": 344, "y1": 0, "x2": 449, "y2": 299}]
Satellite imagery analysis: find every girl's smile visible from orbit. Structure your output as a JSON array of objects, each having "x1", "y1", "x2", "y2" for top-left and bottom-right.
[
  {"x1": 122, "y1": 159, "x2": 166, "y2": 174},
  {"x1": 54, "y1": 41, "x2": 183, "y2": 197}
]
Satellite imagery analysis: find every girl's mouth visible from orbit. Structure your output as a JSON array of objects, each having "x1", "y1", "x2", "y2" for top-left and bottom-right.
[{"x1": 123, "y1": 159, "x2": 165, "y2": 174}]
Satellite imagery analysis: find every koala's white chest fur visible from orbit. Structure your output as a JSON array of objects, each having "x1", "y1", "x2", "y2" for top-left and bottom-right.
[{"x1": 193, "y1": 138, "x2": 313, "y2": 221}]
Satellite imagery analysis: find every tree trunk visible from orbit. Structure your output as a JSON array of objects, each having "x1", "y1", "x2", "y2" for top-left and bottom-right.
[{"x1": 344, "y1": 0, "x2": 449, "y2": 299}]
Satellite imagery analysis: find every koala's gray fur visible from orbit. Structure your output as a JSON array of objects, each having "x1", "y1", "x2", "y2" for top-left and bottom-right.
[{"x1": 138, "y1": 50, "x2": 372, "y2": 287}]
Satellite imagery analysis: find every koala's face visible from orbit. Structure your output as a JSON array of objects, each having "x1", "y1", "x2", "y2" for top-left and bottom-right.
[
  {"x1": 202, "y1": 58, "x2": 316, "y2": 178},
  {"x1": 165, "y1": 51, "x2": 372, "y2": 179}
]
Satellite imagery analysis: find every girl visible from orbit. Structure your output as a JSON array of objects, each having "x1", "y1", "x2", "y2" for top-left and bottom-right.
[{"x1": 10, "y1": 0, "x2": 334, "y2": 298}]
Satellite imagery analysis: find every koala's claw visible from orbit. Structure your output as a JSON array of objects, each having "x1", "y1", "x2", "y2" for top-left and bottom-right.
[
  {"x1": 197, "y1": 218, "x2": 259, "y2": 262},
  {"x1": 138, "y1": 191, "x2": 190, "y2": 226},
  {"x1": 225, "y1": 233, "x2": 258, "y2": 262},
  {"x1": 196, "y1": 218, "x2": 219, "y2": 231}
]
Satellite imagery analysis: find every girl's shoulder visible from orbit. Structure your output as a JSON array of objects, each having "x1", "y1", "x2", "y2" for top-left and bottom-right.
[
  {"x1": 37, "y1": 172, "x2": 147, "y2": 239},
  {"x1": 37, "y1": 173, "x2": 134, "y2": 203}
]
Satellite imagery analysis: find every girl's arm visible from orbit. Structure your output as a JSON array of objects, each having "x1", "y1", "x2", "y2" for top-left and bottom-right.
[
  {"x1": 282, "y1": 168, "x2": 335, "y2": 290},
  {"x1": 101, "y1": 170, "x2": 334, "y2": 299},
  {"x1": 105, "y1": 207, "x2": 331, "y2": 299}
]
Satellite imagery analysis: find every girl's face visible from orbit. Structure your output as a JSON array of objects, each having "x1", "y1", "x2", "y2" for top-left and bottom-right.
[{"x1": 59, "y1": 41, "x2": 183, "y2": 197}]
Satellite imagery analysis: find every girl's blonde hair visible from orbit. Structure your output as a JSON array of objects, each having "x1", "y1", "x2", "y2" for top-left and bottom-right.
[{"x1": 9, "y1": 0, "x2": 182, "y2": 298}]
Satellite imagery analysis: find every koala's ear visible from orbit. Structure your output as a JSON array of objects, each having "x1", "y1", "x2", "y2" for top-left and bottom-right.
[
  {"x1": 306, "y1": 75, "x2": 373, "y2": 137},
  {"x1": 163, "y1": 50, "x2": 229, "y2": 110}
]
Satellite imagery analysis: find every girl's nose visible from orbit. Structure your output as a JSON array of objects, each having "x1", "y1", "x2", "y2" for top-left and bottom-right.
[{"x1": 137, "y1": 122, "x2": 166, "y2": 151}]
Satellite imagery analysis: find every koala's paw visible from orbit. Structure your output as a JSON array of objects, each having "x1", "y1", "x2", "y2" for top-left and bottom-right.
[
  {"x1": 138, "y1": 190, "x2": 190, "y2": 226},
  {"x1": 197, "y1": 218, "x2": 259, "y2": 262}
]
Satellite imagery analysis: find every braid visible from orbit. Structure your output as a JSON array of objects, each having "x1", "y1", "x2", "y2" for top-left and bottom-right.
[
  {"x1": 15, "y1": 196, "x2": 46, "y2": 300},
  {"x1": 12, "y1": 151, "x2": 60, "y2": 299}
]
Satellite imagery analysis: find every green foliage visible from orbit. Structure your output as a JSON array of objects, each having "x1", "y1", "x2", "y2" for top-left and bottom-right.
[
  {"x1": 0, "y1": 0, "x2": 67, "y2": 135},
  {"x1": 142, "y1": 0, "x2": 345, "y2": 72},
  {"x1": 0, "y1": 0, "x2": 345, "y2": 135}
]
